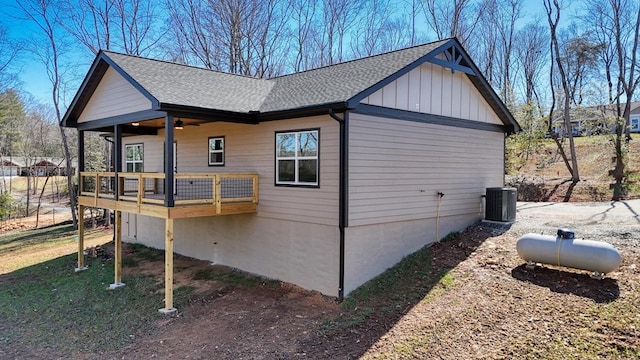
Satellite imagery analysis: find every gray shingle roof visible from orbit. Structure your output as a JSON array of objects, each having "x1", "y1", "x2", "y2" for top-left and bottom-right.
[
  {"x1": 102, "y1": 40, "x2": 448, "y2": 114},
  {"x1": 104, "y1": 52, "x2": 274, "y2": 113},
  {"x1": 260, "y1": 40, "x2": 448, "y2": 112},
  {"x1": 64, "y1": 38, "x2": 518, "y2": 132}
]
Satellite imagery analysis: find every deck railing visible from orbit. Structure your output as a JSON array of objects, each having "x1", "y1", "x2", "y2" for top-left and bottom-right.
[{"x1": 79, "y1": 172, "x2": 258, "y2": 207}]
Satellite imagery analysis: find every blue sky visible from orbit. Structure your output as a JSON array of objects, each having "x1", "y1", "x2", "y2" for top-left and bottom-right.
[{"x1": 4, "y1": 0, "x2": 583, "y2": 109}]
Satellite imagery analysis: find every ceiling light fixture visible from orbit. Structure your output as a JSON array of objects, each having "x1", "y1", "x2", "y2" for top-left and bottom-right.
[
  {"x1": 175, "y1": 119, "x2": 184, "y2": 130},
  {"x1": 131, "y1": 122, "x2": 140, "y2": 126}
]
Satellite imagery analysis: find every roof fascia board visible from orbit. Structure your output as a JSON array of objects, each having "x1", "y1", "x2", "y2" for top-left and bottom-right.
[
  {"x1": 353, "y1": 103, "x2": 507, "y2": 133},
  {"x1": 159, "y1": 103, "x2": 258, "y2": 124},
  {"x1": 76, "y1": 109, "x2": 166, "y2": 131},
  {"x1": 257, "y1": 102, "x2": 349, "y2": 122}
]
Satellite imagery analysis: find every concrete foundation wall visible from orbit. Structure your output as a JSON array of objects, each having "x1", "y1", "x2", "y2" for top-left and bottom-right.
[
  {"x1": 344, "y1": 213, "x2": 478, "y2": 295},
  {"x1": 128, "y1": 213, "x2": 340, "y2": 297}
]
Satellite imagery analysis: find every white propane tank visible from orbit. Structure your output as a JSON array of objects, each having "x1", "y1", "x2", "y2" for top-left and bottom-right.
[{"x1": 516, "y1": 229, "x2": 621, "y2": 277}]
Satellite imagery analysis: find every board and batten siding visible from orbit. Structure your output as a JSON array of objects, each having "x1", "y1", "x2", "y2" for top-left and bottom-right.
[
  {"x1": 78, "y1": 67, "x2": 152, "y2": 123},
  {"x1": 361, "y1": 62, "x2": 502, "y2": 125},
  {"x1": 347, "y1": 113, "x2": 504, "y2": 227}
]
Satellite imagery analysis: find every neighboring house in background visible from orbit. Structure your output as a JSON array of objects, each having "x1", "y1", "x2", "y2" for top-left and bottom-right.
[
  {"x1": 0, "y1": 158, "x2": 23, "y2": 176},
  {"x1": 61, "y1": 38, "x2": 520, "y2": 312},
  {"x1": 16, "y1": 157, "x2": 76, "y2": 177},
  {"x1": 0, "y1": 156, "x2": 75, "y2": 177},
  {"x1": 552, "y1": 101, "x2": 640, "y2": 136}
]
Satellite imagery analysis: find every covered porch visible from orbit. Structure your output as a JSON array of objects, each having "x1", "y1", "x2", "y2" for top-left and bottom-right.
[{"x1": 75, "y1": 111, "x2": 259, "y2": 314}]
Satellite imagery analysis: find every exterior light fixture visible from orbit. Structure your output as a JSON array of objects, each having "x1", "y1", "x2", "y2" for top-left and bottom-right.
[
  {"x1": 175, "y1": 119, "x2": 184, "y2": 130},
  {"x1": 131, "y1": 122, "x2": 140, "y2": 126}
]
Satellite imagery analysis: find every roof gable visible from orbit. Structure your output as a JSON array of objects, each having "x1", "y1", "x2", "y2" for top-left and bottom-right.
[{"x1": 62, "y1": 39, "x2": 519, "y2": 133}]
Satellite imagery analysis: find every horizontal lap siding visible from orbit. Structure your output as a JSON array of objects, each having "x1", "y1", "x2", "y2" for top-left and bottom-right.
[
  {"x1": 78, "y1": 67, "x2": 151, "y2": 123},
  {"x1": 122, "y1": 116, "x2": 339, "y2": 226},
  {"x1": 348, "y1": 113, "x2": 504, "y2": 227}
]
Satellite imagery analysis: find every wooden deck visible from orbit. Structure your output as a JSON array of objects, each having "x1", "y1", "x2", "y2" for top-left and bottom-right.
[{"x1": 78, "y1": 172, "x2": 258, "y2": 219}]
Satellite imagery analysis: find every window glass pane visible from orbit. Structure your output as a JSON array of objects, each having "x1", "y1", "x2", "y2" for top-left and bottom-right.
[
  {"x1": 126, "y1": 163, "x2": 134, "y2": 172},
  {"x1": 298, "y1": 131, "x2": 318, "y2": 157},
  {"x1": 134, "y1": 146, "x2": 143, "y2": 161},
  {"x1": 210, "y1": 152, "x2": 223, "y2": 164},
  {"x1": 126, "y1": 146, "x2": 134, "y2": 161},
  {"x1": 209, "y1": 138, "x2": 223, "y2": 151},
  {"x1": 277, "y1": 133, "x2": 296, "y2": 157},
  {"x1": 298, "y1": 159, "x2": 317, "y2": 183},
  {"x1": 134, "y1": 163, "x2": 143, "y2": 172},
  {"x1": 278, "y1": 160, "x2": 295, "y2": 182}
]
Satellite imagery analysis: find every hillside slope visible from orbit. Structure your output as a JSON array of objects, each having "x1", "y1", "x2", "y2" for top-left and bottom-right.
[{"x1": 506, "y1": 135, "x2": 640, "y2": 201}]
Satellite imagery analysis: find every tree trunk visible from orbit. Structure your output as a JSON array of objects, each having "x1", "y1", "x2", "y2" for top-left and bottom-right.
[{"x1": 59, "y1": 126, "x2": 78, "y2": 228}]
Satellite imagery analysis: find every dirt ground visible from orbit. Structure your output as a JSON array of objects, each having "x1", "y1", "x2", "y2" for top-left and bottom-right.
[
  {"x1": 71, "y1": 200, "x2": 636, "y2": 360},
  {"x1": 3, "y1": 200, "x2": 639, "y2": 358}
]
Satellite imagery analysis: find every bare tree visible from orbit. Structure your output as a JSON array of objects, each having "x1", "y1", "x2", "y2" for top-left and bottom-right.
[
  {"x1": 0, "y1": 26, "x2": 22, "y2": 90},
  {"x1": 543, "y1": 0, "x2": 580, "y2": 183},
  {"x1": 584, "y1": 0, "x2": 618, "y2": 104},
  {"x1": 60, "y1": 0, "x2": 161, "y2": 56},
  {"x1": 422, "y1": 0, "x2": 482, "y2": 46},
  {"x1": 165, "y1": 0, "x2": 220, "y2": 68},
  {"x1": 289, "y1": 0, "x2": 317, "y2": 72},
  {"x1": 515, "y1": 23, "x2": 548, "y2": 109},
  {"x1": 314, "y1": 0, "x2": 362, "y2": 65},
  {"x1": 558, "y1": 29, "x2": 602, "y2": 106},
  {"x1": 167, "y1": 0, "x2": 289, "y2": 77},
  {"x1": 608, "y1": 0, "x2": 640, "y2": 199},
  {"x1": 16, "y1": 0, "x2": 78, "y2": 228},
  {"x1": 351, "y1": 0, "x2": 409, "y2": 57}
]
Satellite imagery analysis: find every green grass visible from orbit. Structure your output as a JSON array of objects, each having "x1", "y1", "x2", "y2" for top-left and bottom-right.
[
  {"x1": 0, "y1": 226, "x2": 277, "y2": 357},
  {"x1": 0, "y1": 254, "x2": 170, "y2": 355}
]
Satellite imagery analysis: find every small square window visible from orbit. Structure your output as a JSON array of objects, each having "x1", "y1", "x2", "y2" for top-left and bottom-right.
[
  {"x1": 631, "y1": 118, "x2": 639, "y2": 131},
  {"x1": 208, "y1": 137, "x2": 225, "y2": 166}
]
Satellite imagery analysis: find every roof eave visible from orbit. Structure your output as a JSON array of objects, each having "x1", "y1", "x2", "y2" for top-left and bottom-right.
[{"x1": 257, "y1": 102, "x2": 350, "y2": 122}]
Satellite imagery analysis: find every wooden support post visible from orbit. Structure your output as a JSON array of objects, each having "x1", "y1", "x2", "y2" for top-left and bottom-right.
[
  {"x1": 215, "y1": 175, "x2": 222, "y2": 214},
  {"x1": 159, "y1": 218, "x2": 177, "y2": 314},
  {"x1": 74, "y1": 205, "x2": 88, "y2": 272},
  {"x1": 109, "y1": 210, "x2": 125, "y2": 289},
  {"x1": 252, "y1": 175, "x2": 258, "y2": 204}
]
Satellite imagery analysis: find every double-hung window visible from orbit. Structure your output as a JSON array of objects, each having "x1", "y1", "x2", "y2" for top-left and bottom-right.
[
  {"x1": 276, "y1": 129, "x2": 319, "y2": 186},
  {"x1": 125, "y1": 144, "x2": 143, "y2": 172},
  {"x1": 208, "y1": 137, "x2": 225, "y2": 166}
]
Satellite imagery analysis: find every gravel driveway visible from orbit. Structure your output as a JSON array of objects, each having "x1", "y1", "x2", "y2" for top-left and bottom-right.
[{"x1": 513, "y1": 199, "x2": 640, "y2": 248}]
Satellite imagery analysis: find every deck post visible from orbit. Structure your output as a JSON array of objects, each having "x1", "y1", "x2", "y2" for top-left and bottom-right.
[
  {"x1": 164, "y1": 114, "x2": 175, "y2": 207},
  {"x1": 159, "y1": 218, "x2": 177, "y2": 314},
  {"x1": 109, "y1": 210, "x2": 125, "y2": 289},
  {"x1": 74, "y1": 205, "x2": 88, "y2": 272}
]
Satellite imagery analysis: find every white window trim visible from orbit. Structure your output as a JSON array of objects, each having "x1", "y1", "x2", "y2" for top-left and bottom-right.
[
  {"x1": 125, "y1": 144, "x2": 143, "y2": 173},
  {"x1": 208, "y1": 136, "x2": 225, "y2": 166},
  {"x1": 275, "y1": 130, "x2": 319, "y2": 186}
]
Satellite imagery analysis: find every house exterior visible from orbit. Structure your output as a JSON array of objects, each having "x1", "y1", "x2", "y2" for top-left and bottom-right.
[
  {"x1": 62, "y1": 38, "x2": 519, "y2": 313},
  {"x1": 0, "y1": 158, "x2": 22, "y2": 176},
  {"x1": 552, "y1": 101, "x2": 640, "y2": 136}
]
